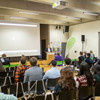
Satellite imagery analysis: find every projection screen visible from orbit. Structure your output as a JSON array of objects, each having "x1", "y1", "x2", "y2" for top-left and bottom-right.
[{"x1": 0, "y1": 22, "x2": 40, "y2": 57}]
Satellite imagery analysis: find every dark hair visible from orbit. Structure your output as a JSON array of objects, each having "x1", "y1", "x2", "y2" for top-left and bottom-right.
[
  {"x1": 30, "y1": 57, "x2": 37, "y2": 66},
  {"x1": 2, "y1": 54, "x2": 6, "y2": 57},
  {"x1": 94, "y1": 64, "x2": 100, "y2": 77},
  {"x1": 80, "y1": 51, "x2": 83, "y2": 55},
  {"x1": 51, "y1": 60, "x2": 57, "y2": 66},
  {"x1": 65, "y1": 58, "x2": 71, "y2": 65},
  {"x1": 20, "y1": 57, "x2": 26, "y2": 64},
  {"x1": 87, "y1": 53, "x2": 90, "y2": 57},
  {"x1": 58, "y1": 68, "x2": 75, "y2": 90},
  {"x1": 78, "y1": 61, "x2": 93, "y2": 86}
]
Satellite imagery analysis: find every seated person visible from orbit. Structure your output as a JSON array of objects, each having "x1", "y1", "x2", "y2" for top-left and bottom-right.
[
  {"x1": 24, "y1": 57, "x2": 43, "y2": 82},
  {"x1": 0, "y1": 93, "x2": 17, "y2": 100},
  {"x1": 90, "y1": 50, "x2": 95, "y2": 59},
  {"x1": 78, "y1": 51, "x2": 84, "y2": 66},
  {"x1": 0, "y1": 61, "x2": 5, "y2": 72},
  {"x1": 54, "y1": 68, "x2": 76, "y2": 93},
  {"x1": 76, "y1": 61, "x2": 95, "y2": 87},
  {"x1": 61, "y1": 58, "x2": 74, "y2": 72},
  {"x1": 0, "y1": 54, "x2": 10, "y2": 66},
  {"x1": 93, "y1": 64, "x2": 100, "y2": 82},
  {"x1": 85, "y1": 53, "x2": 93, "y2": 67},
  {"x1": 15, "y1": 57, "x2": 30, "y2": 83},
  {"x1": 83, "y1": 51, "x2": 87, "y2": 58},
  {"x1": 54, "y1": 52, "x2": 63, "y2": 66},
  {"x1": 43, "y1": 60, "x2": 60, "y2": 79}
]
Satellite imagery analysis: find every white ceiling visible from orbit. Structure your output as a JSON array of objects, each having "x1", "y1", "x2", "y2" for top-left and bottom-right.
[{"x1": 0, "y1": 0, "x2": 100, "y2": 25}]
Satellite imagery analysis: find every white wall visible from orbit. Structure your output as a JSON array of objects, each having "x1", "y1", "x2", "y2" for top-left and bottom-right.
[
  {"x1": 49, "y1": 25, "x2": 68, "y2": 43},
  {"x1": 69, "y1": 20, "x2": 100, "y2": 59},
  {"x1": 0, "y1": 22, "x2": 40, "y2": 57}
]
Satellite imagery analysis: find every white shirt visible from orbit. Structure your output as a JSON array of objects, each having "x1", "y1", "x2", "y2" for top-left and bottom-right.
[{"x1": 48, "y1": 48, "x2": 50, "y2": 52}]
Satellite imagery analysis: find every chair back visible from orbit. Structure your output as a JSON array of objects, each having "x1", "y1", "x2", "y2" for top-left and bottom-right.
[
  {"x1": 0, "y1": 77, "x2": 6, "y2": 86},
  {"x1": 79, "y1": 86, "x2": 94, "y2": 100},
  {"x1": 0, "y1": 72, "x2": 7, "y2": 77},
  {"x1": 47, "y1": 77, "x2": 59, "y2": 91},
  {"x1": 95, "y1": 82, "x2": 100, "y2": 96},
  {"x1": 1, "y1": 86, "x2": 8, "y2": 94},
  {"x1": 59, "y1": 89, "x2": 76, "y2": 100}
]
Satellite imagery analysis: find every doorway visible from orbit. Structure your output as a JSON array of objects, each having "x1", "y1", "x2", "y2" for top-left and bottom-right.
[{"x1": 41, "y1": 40, "x2": 46, "y2": 59}]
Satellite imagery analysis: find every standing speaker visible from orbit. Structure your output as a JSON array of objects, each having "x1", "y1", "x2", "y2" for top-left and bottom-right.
[
  {"x1": 65, "y1": 26, "x2": 69, "y2": 32},
  {"x1": 81, "y1": 35, "x2": 85, "y2": 42}
]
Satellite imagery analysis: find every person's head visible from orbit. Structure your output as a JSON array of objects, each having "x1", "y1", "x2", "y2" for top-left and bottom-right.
[
  {"x1": 20, "y1": 57, "x2": 26, "y2": 65},
  {"x1": 79, "y1": 61, "x2": 93, "y2": 86},
  {"x1": 90, "y1": 50, "x2": 93, "y2": 54},
  {"x1": 51, "y1": 60, "x2": 57, "y2": 67},
  {"x1": 48, "y1": 44, "x2": 50, "y2": 48},
  {"x1": 65, "y1": 58, "x2": 71, "y2": 65},
  {"x1": 84, "y1": 51, "x2": 87, "y2": 55},
  {"x1": 57, "y1": 52, "x2": 60, "y2": 56},
  {"x1": 93, "y1": 64, "x2": 100, "y2": 77},
  {"x1": 21, "y1": 55, "x2": 25, "y2": 58},
  {"x1": 58, "y1": 68, "x2": 75, "y2": 90},
  {"x1": 86, "y1": 53, "x2": 90, "y2": 58},
  {"x1": 30, "y1": 57, "x2": 37, "y2": 66},
  {"x1": 80, "y1": 51, "x2": 83, "y2": 56},
  {"x1": 2, "y1": 54, "x2": 6, "y2": 57}
]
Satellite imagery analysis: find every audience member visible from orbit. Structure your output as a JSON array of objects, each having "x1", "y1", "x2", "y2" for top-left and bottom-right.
[
  {"x1": 43, "y1": 60, "x2": 60, "y2": 79},
  {"x1": 85, "y1": 53, "x2": 93, "y2": 67},
  {"x1": 0, "y1": 93, "x2": 17, "y2": 100},
  {"x1": 54, "y1": 52, "x2": 63, "y2": 66},
  {"x1": 54, "y1": 68, "x2": 75, "y2": 93},
  {"x1": 0, "y1": 54, "x2": 10, "y2": 66},
  {"x1": 45, "y1": 44, "x2": 52, "y2": 52},
  {"x1": 83, "y1": 51, "x2": 87, "y2": 58},
  {"x1": 78, "y1": 51, "x2": 84, "y2": 65},
  {"x1": 93, "y1": 64, "x2": 100, "y2": 82},
  {"x1": 15, "y1": 57, "x2": 30, "y2": 83},
  {"x1": 61, "y1": 58, "x2": 74, "y2": 72},
  {"x1": 90, "y1": 50, "x2": 95, "y2": 59},
  {"x1": 76, "y1": 61, "x2": 94, "y2": 87},
  {"x1": 0, "y1": 61, "x2": 5, "y2": 72},
  {"x1": 24, "y1": 57, "x2": 43, "y2": 82}
]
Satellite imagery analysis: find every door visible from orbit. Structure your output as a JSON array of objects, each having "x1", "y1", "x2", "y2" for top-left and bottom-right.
[{"x1": 41, "y1": 40, "x2": 46, "y2": 59}]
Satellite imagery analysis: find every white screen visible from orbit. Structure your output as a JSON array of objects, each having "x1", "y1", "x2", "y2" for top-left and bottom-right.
[{"x1": 0, "y1": 22, "x2": 40, "y2": 57}]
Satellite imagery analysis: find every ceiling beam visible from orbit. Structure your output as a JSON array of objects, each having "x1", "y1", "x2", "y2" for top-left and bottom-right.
[{"x1": 0, "y1": 0, "x2": 97, "y2": 20}]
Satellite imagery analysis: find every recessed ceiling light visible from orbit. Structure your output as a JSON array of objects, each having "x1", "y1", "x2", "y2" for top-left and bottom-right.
[
  {"x1": 67, "y1": 17, "x2": 80, "y2": 20},
  {"x1": 19, "y1": 11, "x2": 39, "y2": 15},
  {"x1": 0, "y1": 22, "x2": 37, "y2": 27},
  {"x1": 10, "y1": 17, "x2": 28, "y2": 19},
  {"x1": 83, "y1": 12, "x2": 98, "y2": 16}
]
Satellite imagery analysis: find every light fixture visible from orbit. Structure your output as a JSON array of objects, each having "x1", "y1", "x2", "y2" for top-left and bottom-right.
[
  {"x1": 0, "y1": 22, "x2": 37, "y2": 27},
  {"x1": 67, "y1": 17, "x2": 80, "y2": 20},
  {"x1": 10, "y1": 17, "x2": 28, "y2": 19},
  {"x1": 83, "y1": 12, "x2": 98, "y2": 16},
  {"x1": 19, "y1": 11, "x2": 39, "y2": 15}
]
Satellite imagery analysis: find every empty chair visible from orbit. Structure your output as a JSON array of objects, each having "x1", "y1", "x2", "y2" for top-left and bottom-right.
[
  {"x1": 9, "y1": 84, "x2": 17, "y2": 96},
  {"x1": 47, "y1": 78, "x2": 59, "y2": 91},
  {"x1": 79, "y1": 86, "x2": 94, "y2": 100},
  {"x1": 5, "y1": 68, "x2": 9, "y2": 73},
  {"x1": 4, "y1": 77, "x2": 12, "y2": 86},
  {"x1": 0, "y1": 77, "x2": 6, "y2": 86},
  {"x1": 1, "y1": 86, "x2": 8, "y2": 94},
  {"x1": 0, "y1": 72, "x2": 7, "y2": 77},
  {"x1": 10, "y1": 67, "x2": 15, "y2": 71},
  {"x1": 10, "y1": 76, "x2": 15, "y2": 84},
  {"x1": 36, "y1": 80, "x2": 46, "y2": 94},
  {"x1": 59, "y1": 89, "x2": 76, "y2": 100},
  {"x1": 8, "y1": 71, "x2": 14, "y2": 77},
  {"x1": 95, "y1": 82, "x2": 100, "y2": 96}
]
